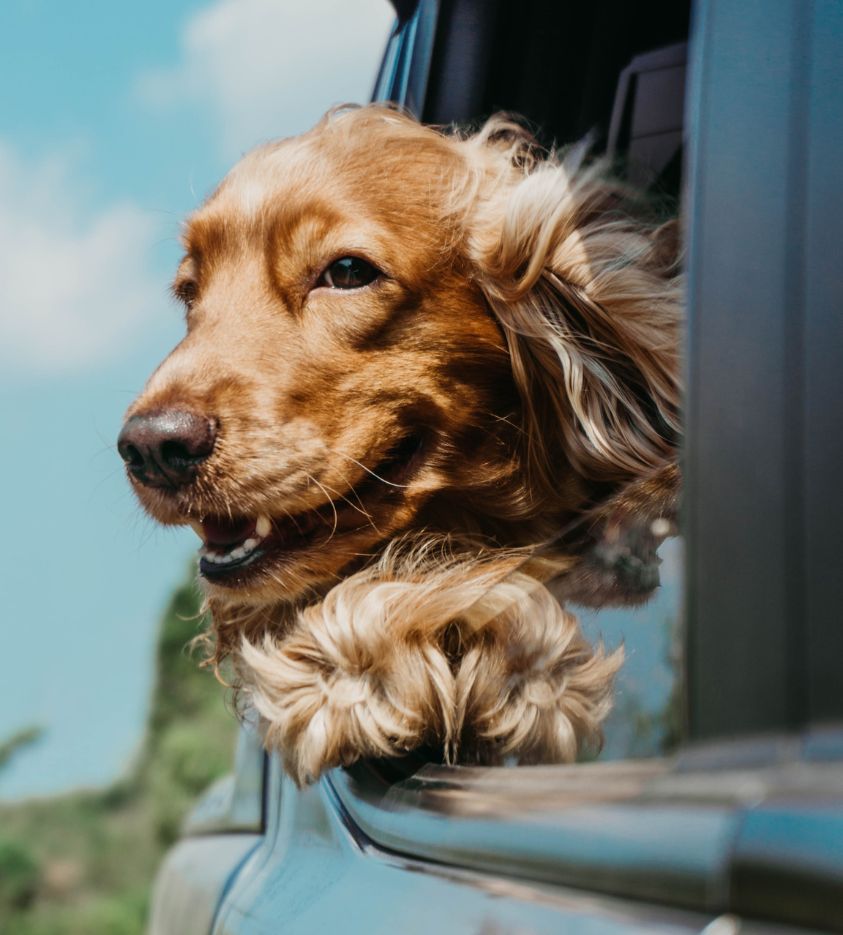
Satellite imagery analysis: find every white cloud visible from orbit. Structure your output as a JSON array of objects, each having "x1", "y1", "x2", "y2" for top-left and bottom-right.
[
  {"x1": 0, "y1": 144, "x2": 162, "y2": 373},
  {"x1": 137, "y1": 0, "x2": 395, "y2": 157}
]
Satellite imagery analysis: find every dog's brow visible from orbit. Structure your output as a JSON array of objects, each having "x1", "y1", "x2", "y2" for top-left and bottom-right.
[
  {"x1": 269, "y1": 205, "x2": 340, "y2": 255},
  {"x1": 174, "y1": 255, "x2": 198, "y2": 281},
  {"x1": 183, "y1": 215, "x2": 228, "y2": 261}
]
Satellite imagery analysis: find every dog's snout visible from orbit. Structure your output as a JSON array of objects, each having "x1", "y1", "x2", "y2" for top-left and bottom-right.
[{"x1": 118, "y1": 410, "x2": 216, "y2": 488}]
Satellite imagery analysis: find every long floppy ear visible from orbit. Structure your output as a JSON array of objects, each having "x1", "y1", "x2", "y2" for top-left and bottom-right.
[{"x1": 464, "y1": 125, "x2": 682, "y2": 490}]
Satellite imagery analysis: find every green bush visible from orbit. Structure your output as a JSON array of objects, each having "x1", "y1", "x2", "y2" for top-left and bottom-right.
[
  {"x1": 71, "y1": 888, "x2": 148, "y2": 935},
  {"x1": 0, "y1": 837, "x2": 40, "y2": 915}
]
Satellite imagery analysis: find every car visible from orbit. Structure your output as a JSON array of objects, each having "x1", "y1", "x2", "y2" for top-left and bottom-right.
[{"x1": 149, "y1": 1, "x2": 843, "y2": 932}]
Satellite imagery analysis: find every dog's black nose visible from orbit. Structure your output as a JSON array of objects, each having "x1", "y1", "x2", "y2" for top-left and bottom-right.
[{"x1": 118, "y1": 410, "x2": 216, "y2": 488}]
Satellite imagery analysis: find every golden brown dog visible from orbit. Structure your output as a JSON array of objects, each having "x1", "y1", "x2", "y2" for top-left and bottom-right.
[{"x1": 119, "y1": 106, "x2": 681, "y2": 783}]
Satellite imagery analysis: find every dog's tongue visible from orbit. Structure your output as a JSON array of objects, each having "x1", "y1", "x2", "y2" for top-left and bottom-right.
[{"x1": 201, "y1": 515, "x2": 256, "y2": 547}]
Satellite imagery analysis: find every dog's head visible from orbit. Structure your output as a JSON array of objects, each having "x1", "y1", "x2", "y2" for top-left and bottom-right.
[{"x1": 119, "y1": 106, "x2": 680, "y2": 614}]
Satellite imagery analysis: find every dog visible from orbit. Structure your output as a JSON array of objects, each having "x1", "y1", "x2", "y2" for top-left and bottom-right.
[{"x1": 118, "y1": 105, "x2": 682, "y2": 784}]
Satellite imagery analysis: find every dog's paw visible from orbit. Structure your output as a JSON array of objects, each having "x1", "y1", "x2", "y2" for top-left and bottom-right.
[
  {"x1": 239, "y1": 594, "x2": 456, "y2": 786},
  {"x1": 455, "y1": 573, "x2": 623, "y2": 764}
]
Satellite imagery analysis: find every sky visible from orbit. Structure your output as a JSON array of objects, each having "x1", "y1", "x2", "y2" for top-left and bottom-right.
[{"x1": 0, "y1": 0, "x2": 394, "y2": 800}]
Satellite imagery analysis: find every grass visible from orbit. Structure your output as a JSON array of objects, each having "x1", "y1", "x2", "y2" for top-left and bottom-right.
[{"x1": 0, "y1": 571, "x2": 238, "y2": 934}]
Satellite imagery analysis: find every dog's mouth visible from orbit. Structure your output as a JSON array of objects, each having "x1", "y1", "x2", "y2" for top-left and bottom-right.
[{"x1": 190, "y1": 433, "x2": 426, "y2": 586}]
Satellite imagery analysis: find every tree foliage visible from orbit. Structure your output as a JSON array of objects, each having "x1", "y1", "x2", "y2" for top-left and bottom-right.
[{"x1": 0, "y1": 726, "x2": 44, "y2": 772}]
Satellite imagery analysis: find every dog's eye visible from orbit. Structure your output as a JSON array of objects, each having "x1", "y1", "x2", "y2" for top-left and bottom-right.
[
  {"x1": 318, "y1": 257, "x2": 380, "y2": 290},
  {"x1": 174, "y1": 279, "x2": 198, "y2": 309}
]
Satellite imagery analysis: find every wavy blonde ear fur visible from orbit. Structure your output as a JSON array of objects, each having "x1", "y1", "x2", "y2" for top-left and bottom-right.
[{"x1": 458, "y1": 121, "x2": 682, "y2": 487}]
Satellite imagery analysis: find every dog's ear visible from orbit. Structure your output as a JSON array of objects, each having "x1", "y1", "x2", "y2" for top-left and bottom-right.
[{"x1": 466, "y1": 136, "x2": 682, "y2": 489}]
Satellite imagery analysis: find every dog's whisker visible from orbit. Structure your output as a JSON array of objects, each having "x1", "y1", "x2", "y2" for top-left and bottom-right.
[
  {"x1": 317, "y1": 474, "x2": 381, "y2": 531},
  {"x1": 327, "y1": 448, "x2": 414, "y2": 489},
  {"x1": 303, "y1": 472, "x2": 339, "y2": 541},
  {"x1": 486, "y1": 411, "x2": 524, "y2": 435},
  {"x1": 92, "y1": 464, "x2": 133, "y2": 493}
]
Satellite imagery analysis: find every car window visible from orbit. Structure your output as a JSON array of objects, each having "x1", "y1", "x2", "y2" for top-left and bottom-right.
[{"x1": 375, "y1": 0, "x2": 690, "y2": 764}]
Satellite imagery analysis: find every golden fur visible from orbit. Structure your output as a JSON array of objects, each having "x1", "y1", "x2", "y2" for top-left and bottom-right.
[{"x1": 123, "y1": 105, "x2": 682, "y2": 784}]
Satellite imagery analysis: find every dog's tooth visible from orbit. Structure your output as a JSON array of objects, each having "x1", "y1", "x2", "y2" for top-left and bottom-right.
[
  {"x1": 242, "y1": 538, "x2": 258, "y2": 553},
  {"x1": 229, "y1": 546, "x2": 245, "y2": 561},
  {"x1": 255, "y1": 515, "x2": 271, "y2": 538}
]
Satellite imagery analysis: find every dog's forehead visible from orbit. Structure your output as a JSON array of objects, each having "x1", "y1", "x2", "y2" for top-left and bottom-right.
[
  {"x1": 206, "y1": 137, "x2": 337, "y2": 221},
  {"x1": 183, "y1": 124, "x2": 459, "y2": 263},
  {"x1": 178, "y1": 140, "x2": 341, "y2": 260}
]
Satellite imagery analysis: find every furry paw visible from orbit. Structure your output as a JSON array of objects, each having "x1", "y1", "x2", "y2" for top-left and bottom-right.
[
  {"x1": 455, "y1": 572, "x2": 623, "y2": 764},
  {"x1": 239, "y1": 584, "x2": 455, "y2": 785}
]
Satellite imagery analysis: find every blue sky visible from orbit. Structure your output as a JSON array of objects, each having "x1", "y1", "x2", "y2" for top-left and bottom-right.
[{"x1": 0, "y1": 0, "x2": 393, "y2": 799}]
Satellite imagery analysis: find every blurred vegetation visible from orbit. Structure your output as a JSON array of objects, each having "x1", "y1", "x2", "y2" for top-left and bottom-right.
[
  {"x1": 0, "y1": 571, "x2": 238, "y2": 934},
  {"x1": 609, "y1": 613, "x2": 685, "y2": 759},
  {"x1": 0, "y1": 727, "x2": 45, "y2": 773},
  {"x1": 636, "y1": 612, "x2": 684, "y2": 754}
]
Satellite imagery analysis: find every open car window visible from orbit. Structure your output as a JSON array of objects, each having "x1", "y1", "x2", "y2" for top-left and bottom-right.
[{"x1": 374, "y1": 0, "x2": 690, "y2": 765}]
